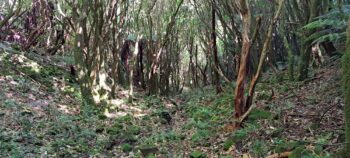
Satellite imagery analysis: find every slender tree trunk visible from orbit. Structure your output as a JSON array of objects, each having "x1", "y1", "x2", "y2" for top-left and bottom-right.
[
  {"x1": 286, "y1": 38, "x2": 295, "y2": 81},
  {"x1": 147, "y1": 0, "x2": 184, "y2": 95},
  {"x1": 342, "y1": 16, "x2": 350, "y2": 155},
  {"x1": 234, "y1": 0, "x2": 284, "y2": 127},
  {"x1": 298, "y1": 0, "x2": 319, "y2": 81},
  {"x1": 245, "y1": 0, "x2": 284, "y2": 112},
  {"x1": 148, "y1": 48, "x2": 160, "y2": 95},
  {"x1": 234, "y1": 0, "x2": 251, "y2": 126},
  {"x1": 194, "y1": 45, "x2": 199, "y2": 87},
  {"x1": 211, "y1": 3, "x2": 222, "y2": 94},
  {"x1": 139, "y1": 41, "x2": 146, "y2": 90},
  {"x1": 279, "y1": 27, "x2": 295, "y2": 81},
  {"x1": 73, "y1": 16, "x2": 95, "y2": 106},
  {"x1": 189, "y1": 36, "x2": 195, "y2": 88},
  {"x1": 129, "y1": 36, "x2": 141, "y2": 103}
]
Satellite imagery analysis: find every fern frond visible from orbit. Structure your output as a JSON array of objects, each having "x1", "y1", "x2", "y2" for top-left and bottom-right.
[
  {"x1": 303, "y1": 19, "x2": 347, "y2": 31},
  {"x1": 301, "y1": 4, "x2": 349, "y2": 45},
  {"x1": 304, "y1": 30, "x2": 331, "y2": 44},
  {"x1": 313, "y1": 32, "x2": 347, "y2": 45}
]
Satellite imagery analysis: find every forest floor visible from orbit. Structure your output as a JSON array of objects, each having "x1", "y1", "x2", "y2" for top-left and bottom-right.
[{"x1": 0, "y1": 43, "x2": 344, "y2": 158}]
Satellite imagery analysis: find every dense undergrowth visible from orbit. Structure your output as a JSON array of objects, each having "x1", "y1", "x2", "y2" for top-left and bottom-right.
[{"x1": 0, "y1": 45, "x2": 344, "y2": 157}]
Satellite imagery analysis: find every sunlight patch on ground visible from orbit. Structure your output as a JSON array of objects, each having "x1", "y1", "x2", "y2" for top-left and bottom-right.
[
  {"x1": 104, "y1": 99, "x2": 149, "y2": 118},
  {"x1": 0, "y1": 55, "x2": 4, "y2": 62},
  {"x1": 104, "y1": 108, "x2": 128, "y2": 118},
  {"x1": 1, "y1": 51, "x2": 42, "y2": 73},
  {"x1": 24, "y1": 61, "x2": 41, "y2": 73},
  {"x1": 10, "y1": 53, "x2": 26, "y2": 63},
  {"x1": 108, "y1": 99, "x2": 124, "y2": 109},
  {"x1": 57, "y1": 104, "x2": 80, "y2": 115}
]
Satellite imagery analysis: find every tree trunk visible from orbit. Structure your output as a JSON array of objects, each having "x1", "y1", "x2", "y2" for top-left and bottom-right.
[
  {"x1": 342, "y1": 16, "x2": 350, "y2": 155},
  {"x1": 245, "y1": 0, "x2": 284, "y2": 113},
  {"x1": 73, "y1": 17, "x2": 95, "y2": 106},
  {"x1": 189, "y1": 36, "x2": 197, "y2": 88},
  {"x1": 194, "y1": 45, "x2": 199, "y2": 87},
  {"x1": 280, "y1": 27, "x2": 295, "y2": 81},
  {"x1": 129, "y1": 36, "x2": 141, "y2": 103},
  {"x1": 148, "y1": 49, "x2": 160, "y2": 95},
  {"x1": 147, "y1": 0, "x2": 184, "y2": 95},
  {"x1": 298, "y1": 0, "x2": 319, "y2": 81},
  {"x1": 71, "y1": 0, "x2": 122, "y2": 105},
  {"x1": 234, "y1": 0, "x2": 284, "y2": 127},
  {"x1": 211, "y1": 3, "x2": 222, "y2": 94},
  {"x1": 234, "y1": 0, "x2": 251, "y2": 126},
  {"x1": 139, "y1": 41, "x2": 146, "y2": 90}
]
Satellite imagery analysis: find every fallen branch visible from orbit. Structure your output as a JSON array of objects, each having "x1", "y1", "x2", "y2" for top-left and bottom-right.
[
  {"x1": 265, "y1": 151, "x2": 291, "y2": 158},
  {"x1": 213, "y1": 64, "x2": 231, "y2": 84},
  {"x1": 319, "y1": 101, "x2": 339, "y2": 123},
  {"x1": 302, "y1": 76, "x2": 322, "y2": 84},
  {"x1": 288, "y1": 137, "x2": 347, "y2": 147},
  {"x1": 165, "y1": 97, "x2": 179, "y2": 107},
  {"x1": 238, "y1": 103, "x2": 256, "y2": 123}
]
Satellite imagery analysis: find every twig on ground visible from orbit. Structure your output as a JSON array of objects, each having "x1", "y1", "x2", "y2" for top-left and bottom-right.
[
  {"x1": 11, "y1": 67, "x2": 49, "y2": 90},
  {"x1": 319, "y1": 102, "x2": 339, "y2": 123},
  {"x1": 265, "y1": 151, "x2": 291, "y2": 158},
  {"x1": 238, "y1": 104, "x2": 256, "y2": 123},
  {"x1": 288, "y1": 137, "x2": 346, "y2": 146}
]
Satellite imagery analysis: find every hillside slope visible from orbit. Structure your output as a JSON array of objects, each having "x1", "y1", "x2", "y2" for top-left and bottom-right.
[{"x1": 0, "y1": 44, "x2": 344, "y2": 157}]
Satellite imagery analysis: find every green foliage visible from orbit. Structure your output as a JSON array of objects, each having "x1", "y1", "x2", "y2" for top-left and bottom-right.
[
  {"x1": 127, "y1": 125, "x2": 142, "y2": 135},
  {"x1": 147, "y1": 154, "x2": 156, "y2": 158},
  {"x1": 273, "y1": 139, "x2": 288, "y2": 153},
  {"x1": 191, "y1": 129, "x2": 211, "y2": 143},
  {"x1": 190, "y1": 150, "x2": 206, "y2": 158},
  {"x1": 192, "y1": 108, "x2": 212, "y2": 121},
  {"x1": 121, "y1": 143, "x2": 133, "y2": 152},
  {"x1": 255, "y1": 90, "x2": 272, "y2": 101},
  {"x1": 224, "y1": 134, "x2": 244, "y2": 150},
  {"x1": 219, "y1": 156, "x2": 234, "y2": 158},
  {"x1": 0, "y1": 142, "x2": 25, "y2": 157},
  {"x1": 213, "y1": 91, "x2": 234, "y2": 107},
  {"x1": 77, "y1": 129, "x2": 97, "y2": 142},
  {"x1": 247, "y1": 109, "x2": 273, "y2": 121},
  {"x1": 4, "y1": 99, "x2": 17, "y2": 108},
  {"x1": 144, "y1": 96, "x2": 164, "y2": 108},
  {"x1": 289, "y1": 145, "x2": 330, "y2": 158},
  {"x1": 138, "y1": 128, "x2": 183, "y2": 149},
  {"x1": 303, "y1": 5, "x2": 350, "y2": 45},
  {"x1": 222, "y1": 123, "x2": 260, "y2": 151},
  {"x1": 303, "y1": 19, "x2": 346, "y2": 31},
  {"x1": 121, "y1": 114, "x2": 134, "y2": 123},
  {"x1": 55, "y1": 55, "x2": 75, "y2": 65},
  {"x1": 251, "y1": 140, "x2": 268, "y2": 157}
]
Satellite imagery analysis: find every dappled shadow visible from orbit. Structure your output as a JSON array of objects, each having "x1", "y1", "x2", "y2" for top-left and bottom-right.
[
  {"x1": 278, "y1": 58, "x2": 344, "y2": 152},
  {"x1": 0, "y1": 44, "x2": 80, "y2": 115},
  {"x1": 103, "y1": 97, "x2": 150, "y2": 118},
  {"x1": 241, "y1": 57, "x2": 345, "y2": 156}
]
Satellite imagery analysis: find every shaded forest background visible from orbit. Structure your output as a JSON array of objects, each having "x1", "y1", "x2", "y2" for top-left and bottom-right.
[{"x1": 1, "y1": 0, "x2": 350, "y2": 157}]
